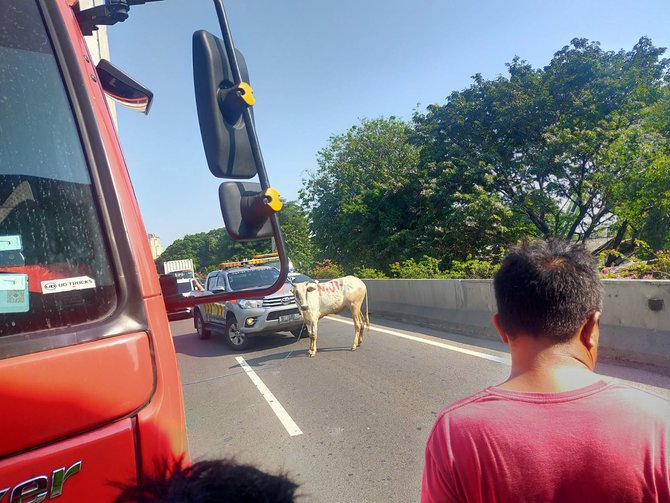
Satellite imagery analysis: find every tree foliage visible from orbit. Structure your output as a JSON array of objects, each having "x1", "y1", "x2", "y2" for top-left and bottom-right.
[
  {"x1": 300, "y1": 117, "x2": 421, "y2": 270},
  {"x1": 163, "y1": 38, "x2": 670, "y2": 280},
  {"x1": 158, "y1": 228, "x2": 269, "y2": 274},
  {"x1": 278, "y1": 200, "x2": 316, "y2": 272},
  {"x1": 301, "y1": 37, "x2": 670, "y2": 271},
  {"x1": 414, "y1": 37, "x2": 669, "y2": 245}
]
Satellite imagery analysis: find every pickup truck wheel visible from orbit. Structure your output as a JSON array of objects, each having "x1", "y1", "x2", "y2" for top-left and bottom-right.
[
  {"x1": 225, "y1": 317, "x2": 250, "y2": 350},
  {"x1": 195, "y1": 311, "x2": 210, "y2": 340}
]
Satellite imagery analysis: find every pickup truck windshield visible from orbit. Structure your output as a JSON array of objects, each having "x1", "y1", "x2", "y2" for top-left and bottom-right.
[
  {"x1": 227, "y1": 268, "x2": 279, "y2": 291},
  {"x1": 0, "y1": 0, "x2": 117, "y2": 339}
]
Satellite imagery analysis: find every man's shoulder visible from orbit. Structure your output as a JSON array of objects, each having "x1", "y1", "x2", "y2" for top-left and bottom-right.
[
  {"x1": 602, "y1": 380, "x2": 670, "y2": 418},
  {"x1": 434, "y1": 379, "x2": 669, "y2": 425},
  {"x1": 433, "y1": 388, "x2": 497, "y2": 424},
  {"x1": 426, "y1": 389, "x2": 494, "y2": 451}
]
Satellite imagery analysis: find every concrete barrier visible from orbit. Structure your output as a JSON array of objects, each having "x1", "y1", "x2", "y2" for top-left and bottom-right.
[{"x1": 362, "y1": 279, "x2": 670, "y2": 369}]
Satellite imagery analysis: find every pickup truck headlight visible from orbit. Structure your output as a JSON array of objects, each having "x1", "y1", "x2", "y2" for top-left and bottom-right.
[{"x1": 239, "y1": 299, "x2": 263, "y2": 309}]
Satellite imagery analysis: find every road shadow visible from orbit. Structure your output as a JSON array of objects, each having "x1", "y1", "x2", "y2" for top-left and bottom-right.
[
  {"x1": 238, "y1": 345, "x2": 358, "y2": 375},
  {"x1": 173, "y1": 328, "x2": 301, "y2": 358}
]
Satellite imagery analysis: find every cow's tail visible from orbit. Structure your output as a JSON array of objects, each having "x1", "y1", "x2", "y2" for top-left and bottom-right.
[{"x1": 365, "y1": 289, "x2": 370, "y2": 333}]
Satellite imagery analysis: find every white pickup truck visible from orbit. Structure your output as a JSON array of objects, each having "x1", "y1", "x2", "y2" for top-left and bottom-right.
[{"x1": 193, "y1": 266, "x2": 310, "y2": 350}]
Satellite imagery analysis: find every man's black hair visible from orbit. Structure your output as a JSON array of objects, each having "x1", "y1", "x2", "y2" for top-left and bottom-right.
[
  {"x1": 114, "y1": 458, "x2": 299, "y2": 503},
  {"x1": 493, "y1": 238, "x2": 602, "y2": 342}
]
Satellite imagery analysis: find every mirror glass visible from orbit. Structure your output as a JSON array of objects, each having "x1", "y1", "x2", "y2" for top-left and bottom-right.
[{"x1": 96, "y1": 59, "x2": 153, "y2": 114}]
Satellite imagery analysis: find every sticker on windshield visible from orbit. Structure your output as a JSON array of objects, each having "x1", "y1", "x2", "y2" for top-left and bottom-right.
[
  {"x1": 0, "y1": 235, "x2": 25, "y2": 267},
  {"x1": 41, "y1": 276, "x2": 96, "y2": 294},
  {"x1": 0, "y1": 273, "x2": 29, "y2": 313}
]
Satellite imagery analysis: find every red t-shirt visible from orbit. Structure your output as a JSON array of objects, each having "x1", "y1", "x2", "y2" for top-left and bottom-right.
[{"x1": 422, "y1": 380, "x2": 670, "y2": 502}]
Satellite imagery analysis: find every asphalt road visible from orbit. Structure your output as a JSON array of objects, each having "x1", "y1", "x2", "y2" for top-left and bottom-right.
[{"x1": 170, "y1": 315, "x2": 670, "y2": 503}]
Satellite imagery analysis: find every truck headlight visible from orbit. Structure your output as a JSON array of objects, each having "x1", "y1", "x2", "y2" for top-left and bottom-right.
[{"x1": 239, "y1": 299, "x2": 263, "y2": 309}]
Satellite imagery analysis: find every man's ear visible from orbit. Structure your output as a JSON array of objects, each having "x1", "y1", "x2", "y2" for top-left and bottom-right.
[
  {"x1": 492, "y1": 313, "x2": 509, "y2": 345},
  {"x1": 579, "y1": 311, "x2": 601, "y2": 351}
]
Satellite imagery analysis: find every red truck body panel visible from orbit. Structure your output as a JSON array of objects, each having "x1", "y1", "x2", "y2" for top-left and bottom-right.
[
  {"x1": 0, "y1": 332, "x2": 154, "y2": 458},
  {"x1": 0, "y1": 420, "x2": 137, "y2": 502},
  {"x1": 0, "y1": 1, "x2": 188, "y2": 499}
]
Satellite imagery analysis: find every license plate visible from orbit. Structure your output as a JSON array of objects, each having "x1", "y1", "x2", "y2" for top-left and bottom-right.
[{"x1": 279, "y1": 313, "x2": 300, "y2": 323}]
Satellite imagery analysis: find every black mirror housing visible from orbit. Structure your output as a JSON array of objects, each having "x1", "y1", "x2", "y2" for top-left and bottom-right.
[
  {"x1": 193, "y1": 30, "x2": 257, "y2": 179},
  {"x1": 96, "y1": 59, "x2": 153, "y2": 114},
  {"x1": 219, "y1": 181, "x2": 281, "y2": 241}
]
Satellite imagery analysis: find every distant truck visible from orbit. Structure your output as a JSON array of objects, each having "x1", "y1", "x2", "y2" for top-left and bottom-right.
[
  {"x1": 163, "y1": 259, "x2": 197, "y2": 294},
  {"x1": 161, "y1": 259, "x2": 200, "y2": 319}
]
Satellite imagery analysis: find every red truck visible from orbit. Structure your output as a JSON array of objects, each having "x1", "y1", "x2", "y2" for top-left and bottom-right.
[{"x1": 0, "y1": 0, "x2": 287, "y2": 499}]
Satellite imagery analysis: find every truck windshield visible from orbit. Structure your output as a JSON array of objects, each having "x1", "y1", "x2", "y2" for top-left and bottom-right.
[
  {"x1": 0, "y1": 0, "x2": 117, "y2": 339},
  {"x1": 227, "y1": 268, "x2": 279, "y2": 291}
]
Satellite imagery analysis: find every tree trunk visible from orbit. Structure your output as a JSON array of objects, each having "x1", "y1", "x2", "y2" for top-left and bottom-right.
[{"x1": 605, "y1": 221, "x2": 629, "y2": 267}]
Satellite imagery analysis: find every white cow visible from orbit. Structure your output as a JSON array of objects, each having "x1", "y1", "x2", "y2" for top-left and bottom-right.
[{"x1": 292, "y1": 276, "x2": 370, "y2": 357}]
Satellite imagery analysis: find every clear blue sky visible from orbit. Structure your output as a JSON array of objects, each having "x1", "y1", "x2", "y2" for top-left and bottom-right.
[{"x1": 108, "y1": 0, "x2": 670, "y2": 248}]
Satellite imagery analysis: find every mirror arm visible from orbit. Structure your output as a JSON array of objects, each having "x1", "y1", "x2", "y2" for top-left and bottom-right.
[
  {"x1": 164, "y1": 260, "x2": 287, "y2": 311},
  {"x1": 163, "y1": 215, "x2": 289, "y2": 312},
  {"x1": 210, "y1": 0, "x2": 289, "y2": 287},
  {"x1": 269, "y1": 212, "x2": 289, "y2": 288},
  {"x1": 212, "y1": 0, "x2": 271, "y2": 189}
]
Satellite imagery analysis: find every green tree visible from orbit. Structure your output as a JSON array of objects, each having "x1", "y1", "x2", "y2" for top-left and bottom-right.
[
  {"x1": 159, "y1": 228, "x2": 269, "y2": 274},
  {"x1": 278, "y1": 200, "x2": 316, "y2": 272},
  {"x1": 300, "y1": 116, "x2": 421, "y2": 270},
  {"x1": 605, "y1": 126, "x2": 670, "y2": 250},
  {"x1": 413, "y1": 37, "x2": 669, "y2": 255},
  {"x1": 157, "y1": 232, "x2": 207, "y2": 270}
]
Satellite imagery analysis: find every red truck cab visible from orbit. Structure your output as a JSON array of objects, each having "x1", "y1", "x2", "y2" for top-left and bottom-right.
[
  {"x1": 0, "y1": 0, "x2": 288, "y2": 498},
  {"x1": 0, "y1": 1, "x2": 186, "y2": 499}
]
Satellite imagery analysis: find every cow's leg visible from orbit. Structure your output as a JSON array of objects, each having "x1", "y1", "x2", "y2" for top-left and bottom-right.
[
  {"x1": 307, "y1": 320, "x2": 318, "y2": 357},
  {"x1": 351, "y1": 305, "x2": 362, "y2": 350},
  {"x1": 356, "y1": 310, "x2": 364, "y2": 346},
  {"x1": 354, "y1": 302, "x2": 365, "y2": 347}
]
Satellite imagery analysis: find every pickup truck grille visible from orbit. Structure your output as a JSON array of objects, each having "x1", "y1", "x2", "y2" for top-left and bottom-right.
[
  {"x1": 263, "y1": 296, "x2": 296, "y2": 308},
  {"x1": 266, "y1": 308, "x2": 301, "y2": 321}
]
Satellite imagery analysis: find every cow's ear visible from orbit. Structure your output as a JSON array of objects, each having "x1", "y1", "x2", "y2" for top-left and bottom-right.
[{"x1": 307, "y1": 284, "x2": 317, "y2": 292}]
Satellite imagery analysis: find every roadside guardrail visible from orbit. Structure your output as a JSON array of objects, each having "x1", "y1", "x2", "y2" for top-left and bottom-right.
[{"x1": 362, "y1": 279, "x2": 670, "y2": 370}]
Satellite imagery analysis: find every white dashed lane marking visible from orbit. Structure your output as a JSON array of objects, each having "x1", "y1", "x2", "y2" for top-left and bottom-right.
[
  {"x1": 236, "y1": 356, "x2": 303, "y2": 436},
  {"x1": 327, "y1": 317, "x2": 510, "y2": 364}
]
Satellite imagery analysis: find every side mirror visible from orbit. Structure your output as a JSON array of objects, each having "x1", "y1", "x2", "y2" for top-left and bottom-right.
[
  {"x1": 219, "y1": 182, "x2": 282, "y2": 241},
  {"x1": 193, "y1": 30, "x2": 256, "y2": 179},
  {"x1": 96, "y1": 59, "x2": 153, "y2": 114}
]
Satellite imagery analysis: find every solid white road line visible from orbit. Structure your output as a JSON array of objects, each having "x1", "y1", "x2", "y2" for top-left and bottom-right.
[
  {"x1": 327, "y1": 317, "x2": 510, "y2": 365},
  {"x1": 235, "y1": 356, "x2": 303, "y2": 437}
]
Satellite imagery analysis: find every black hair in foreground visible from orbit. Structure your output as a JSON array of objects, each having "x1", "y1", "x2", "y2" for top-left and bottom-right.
[
  {"x1": 113, "y1": 458, "x2": 299, "y2": 503},
  {"x1": 493, "y1": 238, "x2": 602, "y2": 342}
]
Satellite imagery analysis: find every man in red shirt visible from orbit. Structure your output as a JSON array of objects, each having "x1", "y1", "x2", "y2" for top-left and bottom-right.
[{"x1": 422, "y1": 238, "x2": 670, "y2": 502}]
